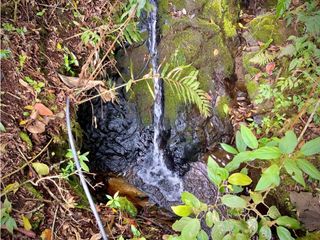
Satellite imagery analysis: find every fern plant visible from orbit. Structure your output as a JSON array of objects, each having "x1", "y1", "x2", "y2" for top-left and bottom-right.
[
  {"x1": 249, "y1": 51, "x2": 275, "y2": 66},
  {"x1": 161, "y1": 63, "x2": 211, "y2": 117}
]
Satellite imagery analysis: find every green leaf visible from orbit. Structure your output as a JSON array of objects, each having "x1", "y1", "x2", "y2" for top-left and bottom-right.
[
  {"x1": 276, "y1": 0, "x2": 292, "y2": 17},
  {"x1": 0, "y1": 122, "x2": 6, "y2": 132},
  {"x1": 197, "y1": 230, "x2": 209, "y2": 240},
  {"x1": 276, "y1": 216, "x2": 300, "y2": 229},
  {"x1": 267, "y1": 206, "x2": 281, "y2": 219},
  {"x1": 225, "y1": 151, "x2": 254, "y2": 172},
  {"x1": 220, "y1": 143, "x2": 238, "y2": 155},
  {"x1": 246, "y1": 218, "x2": 258, "y2": 236},
  {"x1": 255, "y1": 164, "x2": 280, "y2": 191},
  {"x1": 276, "y1": 226, "x2": 294, "y2": 240},
  {"x1": 19, "y1": 132, "x2": 32, "y2": 149},
  {"x1": 5, "y1": 216, "x2": 17, "y2": 234},
  {"x1": 126, "y1": 79, "x2": 133, "y2": 92},
  {"x1": 250, "y1": 191, "x2": 263, "y2": 204},
  {"x1": 181, "y1": 218, "x2": 201, "y2": 239},
  {"x1": 240, "y1": 125, "x2": 258, "y2": 149},
  {"x1": 284, "y1": 159, "x2": 306, "y2": 187},
  {"x1": 172, "y1": 217, "x2": 192, "y2": 232},
  {"x1": 236, "y1": 131, "x2": 247, "y2": 152},
  {"x1": 211, "y1": 221, "x2": 234, "y2": 239},
  {"x1": 221, "y1": 195, "x2": 247, "y2": 209},
  {"x1": 279, "y1": 131, "x2": 297, "y2": 154},
  {"x1": 251, "y1": 146, "x2": 281, "y2": 160},
  {"x1": 297, "y1": 159, "x2": 320, "y2": 180},
  {"x1": 259, "y1": 225, "x2": 272, "y2": 240},
  {"x1": 22, "y1": 215, "x2": 32, "y2": 230},
  {"x1": 171, "y1": 205, "x2": 193, "y2": 217},
  {"x1": 181, "y1": 192, "x2": 201, "y2": 209},
  {"x1": 228, "y1": 173, "x2": 252, "y2": 186},
  {"x1": 205, "y1": 210, "x2": 219, "y2": 228},
  {"x1": 207, "y1": 157, "x2": 229, "y2": 186},
  {"x1": 32, "y1": 162, "x2": 50, "y2": 176},
  {"x1": 300, "y1": 137, "x2": 320, "y2": 156}
]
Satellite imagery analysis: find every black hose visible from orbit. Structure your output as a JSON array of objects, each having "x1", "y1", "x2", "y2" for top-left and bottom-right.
[{"x1": 66, "y1": 97, "x2": 108, "y2": 240}]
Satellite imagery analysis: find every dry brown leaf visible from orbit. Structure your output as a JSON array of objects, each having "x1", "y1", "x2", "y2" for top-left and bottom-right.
[
  {"x1": 34, "y1": 103, "x2": 53, "y2": 116},
  {"x1": 266, "y1": 62, "x2": 276, "y2": 75},
  {"x1": 40, "y1": 229, "x2": 52, "y2": 240},
  {"x1": 27, "y1": 120, "x2": 46, "y2": 134},
  {"x1": 58, "y1": 74, "x2": 104, "y2": 89},
  {"x1": 90, "y1": 233, "x2": 102, "y2": 240}
]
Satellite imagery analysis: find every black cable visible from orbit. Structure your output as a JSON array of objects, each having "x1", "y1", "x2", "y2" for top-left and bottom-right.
[{"x1": 66, "y1": 97, "x2": 108, "y2": 240}]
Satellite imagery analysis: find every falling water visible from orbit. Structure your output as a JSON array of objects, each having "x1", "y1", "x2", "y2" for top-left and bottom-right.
[{"x1": 137, "y1": 0, "x2": 183, "y2": 201}]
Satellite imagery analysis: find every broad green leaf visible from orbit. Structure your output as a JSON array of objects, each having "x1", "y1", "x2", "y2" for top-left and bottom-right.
[
  {"x1": 220, "y1": 143, "x2": 238, "y2": 155},
  {"x1": 240, "y1": 125, "x2": 258, "y2": 149},
  {"x1": 259, "y1": 225, "x2": 272, "y2": 240},
  {"x1": 279, "y1": 131, "x2": 297, "y2": 154},
  {"x1": 276, "y1": 0, "x2": 291, "y2": 17},
  {"x1": 172, "y1": 217, "x2": 192, "y2": 232},
  {"x1": 181, "y1": 192, "x2": 201, "y2": 209},
  {"x1": 22, "y1": 215, "x2": 32, "y2": 230},
  {"x1": 205, "y1": 210, "x2": 219, "y2": 228},
  {"x1": 197, "y1": 230, "x2": 209, "y2": 240},
  {"x1": 236, "y1": 131, "x2": 247, "y2": 152},
  {"x1": 221, "y1": 195, "x2": 247, "y2": 209},
  {"x1": 297, "y1": 159, "x2": 320, "y2": 180},
  {"x1": 5, "y1": 216, "x2": 17, "y2": 234},
  {"x1": 171, "y1": 205, "x2": 193, "y2": 217},
  {"x1": 249, "y1": 191, "x2": 263, "y2": 204},
  {"x1": 300, "y1": 137, "x2": 320, "y2": 156},
  {"x1": 255, "y1": 164, "x2": 280, "y2": 191},
  {"x1": 19, "y1": 131, "x2": 32, "y2": 149},
  {"x1": 228, "y1": 173, "x2": 252, "y2": 186},
  {"x1": 251, "y1": 146, "x2": 281, "y2": 160},
  {"x1": 2, "y1": 182, "x2": 19, "y2": 195},
  {"x1": 207, "y1": 157, "x2": 228, "y2": 186},
  {"x1": 284, "y1": 159, "x2": 306, "y2": 187},
  {"x1": 246, "y1": 218, "x2": 258, "y2": 236},
  {"x1": 225, "y1": 151, "x2": 254, "y2": 172},
  {"x1": 267, "y1": 206, "x2": 281, "y2": 219},
  {"x1": 276, "y1": 226, "x2": 294, "y2": 240},
  {"x1": 276, "y1": 216, "x2": 300, "y2": 229},
  {"x1": 211, "y1": 221, "x2": 233, "y2": 239},
  {"x1": 181, "y1": 218, "x2": 200, "y2": 239},
  {"x1": 32, "y1": 162, "x2": 49, "y2": 176}
]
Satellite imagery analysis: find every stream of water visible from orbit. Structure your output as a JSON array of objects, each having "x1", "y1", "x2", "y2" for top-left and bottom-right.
[{"x1": 137, "y1": 0, "x2": 183, "y2": 201}]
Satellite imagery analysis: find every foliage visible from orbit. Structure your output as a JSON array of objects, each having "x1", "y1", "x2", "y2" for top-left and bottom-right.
[
  {"x1": 0, "y1": 49, "x2": 11, "y2": 59},
  {"x1": 62, "y1": 150, "x2": 90, "y2": 176},
  {"x1": 63, "y1": 48, "x2": 79, "y2": 76},
  {"x1": 23, "y1": 76, "x2": 45, "y2": 94},
  {"x1": 0, "y1": 198, "x2": 17, "y2": 234},
  {"x1": 250, "y1": 2, "x2": 320, "y2": 133},
  {"x1": 169, "y1": 126, "x2": 320, "y2": 240},
  {"x1": 106, "y1": 191, "x2": 138, "y2": 217},
  {"x1": 2, "y1": 23, "x2": 27, "y2": 35}
]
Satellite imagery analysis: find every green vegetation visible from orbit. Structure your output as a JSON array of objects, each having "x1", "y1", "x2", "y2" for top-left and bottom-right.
[{"x1": 169, "y1": 126, "x2": 320, "y2": 240}]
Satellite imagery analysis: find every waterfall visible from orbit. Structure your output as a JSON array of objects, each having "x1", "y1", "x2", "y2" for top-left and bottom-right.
[{"x1": 137, "y1": 0, "x2": 183, "y2": 201}]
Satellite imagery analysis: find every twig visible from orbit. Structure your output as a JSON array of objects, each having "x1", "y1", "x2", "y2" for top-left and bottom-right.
[
  {"x1": 1, "y1": 138, "x2": 53, "y2": 180},
  {"x1": 297, "y1": 98, "x2": 320, "y2": 143},
  {"x1": 1, "y1": 226, "x2": 36, "y2": 238},
  {"x1": 51, "y1": 206, "x2": 59, "y2": 240}
]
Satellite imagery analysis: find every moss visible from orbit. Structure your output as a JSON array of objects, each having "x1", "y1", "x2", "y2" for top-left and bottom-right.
[
  {"x1": 297, "y1": 232, "x2": 320, "y2": 240},
  {"x1": 245, "y1": 75, "x2": 259, "y2": 101},
  {"x1": 203, "y1": 0, "x2": 223, "y2": 19},
  {"x1": 223, "y1": 16, "x2": 237, "y2": 38},
  {"x1": 243, "y1": 52, "x2": 260, "y2": 75},
  {"x1": 249, "y1": 13, "x2": 287, "y2": 44},
  {"x1": 216, "y1": 96, "x2": 231, "y2": 118}
]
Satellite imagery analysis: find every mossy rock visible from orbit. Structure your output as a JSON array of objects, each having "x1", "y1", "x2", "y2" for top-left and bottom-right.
[
  {"x1": 249, "y1": 13, "x2": 288, "y2": 44},
  {"x1": 297, "y1": 232, "x2": 320, "y2": 240}
]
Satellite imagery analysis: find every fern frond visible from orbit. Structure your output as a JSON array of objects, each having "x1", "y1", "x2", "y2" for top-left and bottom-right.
[
  {"x1": 161, "y1": 64, "x2": 211, "y2": 117},
  {"x1": 250, "y1": 51, "x2": 275, "y2": 66}
]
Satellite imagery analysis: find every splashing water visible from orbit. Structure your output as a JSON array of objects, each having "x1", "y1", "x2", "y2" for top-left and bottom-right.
[{"x1": 137, "y1": 0, "x2": 183, "y2": 201}]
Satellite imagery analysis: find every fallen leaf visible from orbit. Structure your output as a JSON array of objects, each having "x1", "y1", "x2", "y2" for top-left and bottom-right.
[
  {"x1": 27, "y1": 120, "x2": 46, "y2": 134},
  {"x1": 40, "y1": 229, "x2": 52, "y2": 240},
  {"x1": 3, "y1": 182, "x2": 20, "y2": 195},
  {"x1": 213, "y1": 49, "x2": 219, "y2": 56},
  {"x1": 34, "y1": 103, "x2": 53, "y2": 116},
  {"x1": 266, "y1": 62, "x2": 276, "y2": 75},
  {"x1": 90, "y1": 233, "x2": 102, "y2": 240},
  {"x1": 32, "y1": 162, "x2": 50, "y2": 176},
  {"x1": 22, "y1": 215, "x2": 32, "y2": 231}
]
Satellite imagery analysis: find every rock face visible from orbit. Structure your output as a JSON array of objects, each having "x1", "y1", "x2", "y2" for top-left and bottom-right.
[{"x1": 78, "y1": 0, "x2": 240, "y2": 208}]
